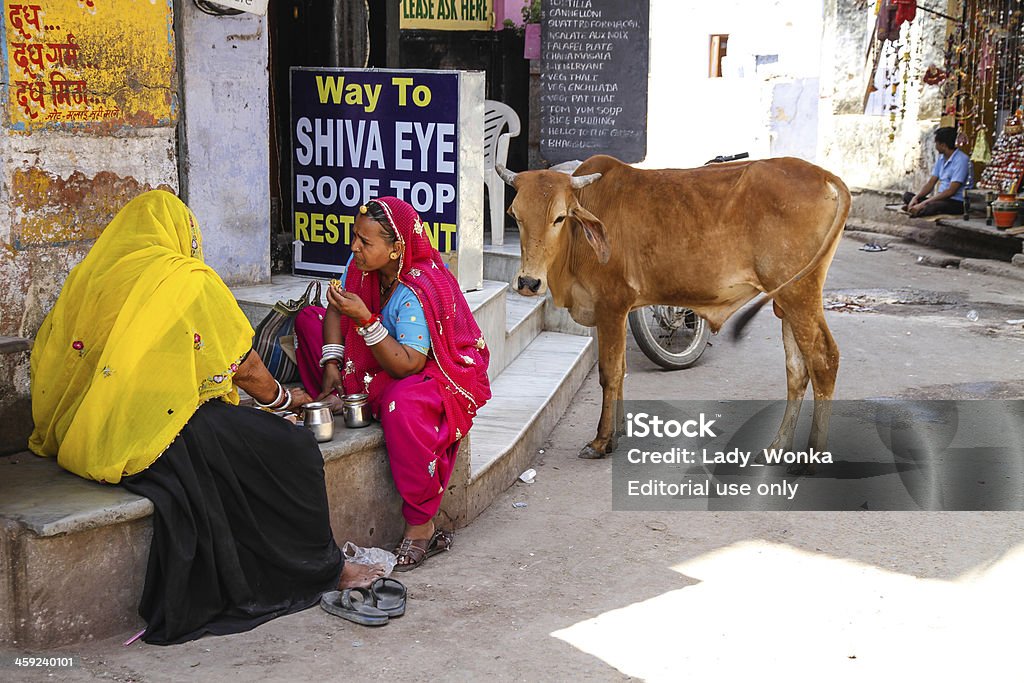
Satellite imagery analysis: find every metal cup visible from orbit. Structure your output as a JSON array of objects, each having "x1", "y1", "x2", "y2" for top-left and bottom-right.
[
  {"x1": 342, "y1": 393, "x2": 372, "y2": 428},
  {"x1": 302, "y1": 402, "x2": 335, "y2": 442}
]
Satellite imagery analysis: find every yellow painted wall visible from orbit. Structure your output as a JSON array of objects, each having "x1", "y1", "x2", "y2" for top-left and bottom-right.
[
  {"x1": 4, "y1": 0, "x2": 176, "y2": 131},
  {"x1": 1, "y1": 1, "x2": 179, "y2": 455}
]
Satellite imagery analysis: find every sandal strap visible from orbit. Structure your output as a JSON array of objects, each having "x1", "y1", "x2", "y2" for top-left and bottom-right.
[
  {"x1": 394, "y1": 537, "x2": 430, "y2": 564},
  {"x1": 342, "y1": 587, "x2": 372, "y2": 610},
  {"x1": 429, "y1": 529, "x2": 453, "y2": 553}
]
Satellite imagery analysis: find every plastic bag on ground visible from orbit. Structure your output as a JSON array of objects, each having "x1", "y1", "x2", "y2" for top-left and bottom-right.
[{"x1": 342, "y1": 541, "x2": 398, "y2": 576}]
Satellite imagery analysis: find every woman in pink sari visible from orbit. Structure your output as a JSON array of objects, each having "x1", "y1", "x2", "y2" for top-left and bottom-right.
[{"x1": 295, "y1": 197, "x2": 490, "y2": 570}]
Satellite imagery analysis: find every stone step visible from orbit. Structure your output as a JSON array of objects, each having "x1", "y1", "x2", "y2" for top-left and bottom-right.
[
  {"x1": 846, "y1": 215, "x2": 1022, "y2": 262},
  {"x1": 231, "y1": 274, "x2": 324, "y2": 330},
  {"x1": 502, "y1": 291, "x2": 545, "y2": 371},
  {"x1": 463, "y1": 331, "x2": 596, "y2": 521},
  {"x1": 0, "y1": 336, "x2": 31, "y2": 355},
  {"x1": 482, "y1": 241, "x2": 523, "y2": 285},
  {"x1": 465, "y1": 280, "x2": 508, "y2": 380},
  {"x1": 484, "y1": 241, "x2": 594, "y2": 337}
]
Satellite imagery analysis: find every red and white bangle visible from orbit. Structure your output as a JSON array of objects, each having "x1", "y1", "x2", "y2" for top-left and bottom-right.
[
  {"x1": 356, "y1": 314, "x2": 387, "y2": 346},
  {"x1": 357, "y1": 313, "x2": 380, "y2": 329}
]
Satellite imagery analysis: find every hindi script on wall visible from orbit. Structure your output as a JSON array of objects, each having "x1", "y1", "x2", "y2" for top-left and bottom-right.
[{"x1": 4, "y1": 0, "x2": 175, "y2": 132}]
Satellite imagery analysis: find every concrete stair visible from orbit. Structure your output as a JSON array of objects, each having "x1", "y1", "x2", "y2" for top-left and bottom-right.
[
  {"x1": 483, "y1": 241, "x2": 593, "y2": 336},
  {"x1": 0, "y1": 242, "x2": 595, "y2": 648}
]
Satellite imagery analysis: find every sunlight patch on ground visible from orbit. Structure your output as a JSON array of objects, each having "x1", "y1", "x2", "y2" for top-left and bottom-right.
[{"x1": 552, "y1": 540, "x2": 1024, "y2": 681}]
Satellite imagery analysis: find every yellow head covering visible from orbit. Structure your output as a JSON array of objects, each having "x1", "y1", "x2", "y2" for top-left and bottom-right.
[{"x1": 28, "y1": 190, "x2": 255, "y2": 483}]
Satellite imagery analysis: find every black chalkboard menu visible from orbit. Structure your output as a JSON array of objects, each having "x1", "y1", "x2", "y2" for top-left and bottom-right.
[{"x1": 540, "y1": 0, "x2": 650, "y2": 164}]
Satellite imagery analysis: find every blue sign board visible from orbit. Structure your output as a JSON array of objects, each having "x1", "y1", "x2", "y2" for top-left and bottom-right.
[{"x1": 290, "y1": 68, "x2": 461, "y2": 277}]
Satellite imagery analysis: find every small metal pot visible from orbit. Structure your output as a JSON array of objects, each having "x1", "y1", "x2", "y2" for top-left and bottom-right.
[
  {"x1": 302, "y1": 402, "x2": 335, "y2": 442},
  {"x1": 342, "y1": 393, "x2": 372, "y2": 428}
]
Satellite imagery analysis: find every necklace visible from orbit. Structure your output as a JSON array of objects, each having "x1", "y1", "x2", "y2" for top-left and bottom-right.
[{"x1": 379, "y1": 274, "x2": 398, "y2": 299}]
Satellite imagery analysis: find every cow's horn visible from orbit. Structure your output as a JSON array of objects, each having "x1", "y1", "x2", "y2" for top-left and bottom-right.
[
  {"x1": 570, "y1": 173, "x2": 602, "y2": 189},
  {"x1": 495, "y1": 164, "x2": 518, "y2": 186}
]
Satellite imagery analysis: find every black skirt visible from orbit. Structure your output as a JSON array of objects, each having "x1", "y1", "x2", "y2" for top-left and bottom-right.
[{"x1": 122, "y1": 400, "x2": 343, "y2": 645}]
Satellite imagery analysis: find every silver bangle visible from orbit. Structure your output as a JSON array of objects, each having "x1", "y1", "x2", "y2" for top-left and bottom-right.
[
  {"x1": 277, "y1": 389, "x2": 293, "y2": 412},
  {"x1": 364, "y1": 322, "x2": 389, "y2": 346},
  {"x1": 253, "y1": 380, "x2": 284, "y2": 408},
  {"x1": 319, "y1": 352, "x2": 345, "y2": 368}
]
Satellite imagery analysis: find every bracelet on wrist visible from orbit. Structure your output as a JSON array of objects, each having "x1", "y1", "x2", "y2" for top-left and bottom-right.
[
  {"x1": 357, "y1": 318, "x2": 382, "y2": 338},
  {"x1": 363, "y1": 321, "x2": 389, "y2": 346},
  {"x1": 254, "y1": 380, "x2": 284, "y2": 409},
  {"x1": 278, "y1": 389, "x2": 293, "y2": 412},
  {"x1": 319, "y1": 352, "x2": 344, "y2": 368}
]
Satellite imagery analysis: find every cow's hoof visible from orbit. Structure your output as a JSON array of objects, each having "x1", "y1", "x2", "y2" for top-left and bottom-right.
[
  {"x1": 752, "y1": 451, "x2": 767, "y2": 465},
  {"x1": 786, "y1": 463, "x2": 817, "y2": 476},
  {"x1": 578, "y1": 445, "x2": 606, "y2": 460}
]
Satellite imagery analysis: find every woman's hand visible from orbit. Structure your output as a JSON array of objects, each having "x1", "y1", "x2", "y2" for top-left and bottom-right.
[
  {"x1": 325, "y1": 283, "x2": 345, "y2": 314},
  {"x1": 288, "y1": 387, "x2": 313, "y2": 413},
  {"x1": 326, "y1": 285, "x2": 371, "y2": 323},
  {"x1": 319, "y1": 362, "x2": 342, "y2": 401}
]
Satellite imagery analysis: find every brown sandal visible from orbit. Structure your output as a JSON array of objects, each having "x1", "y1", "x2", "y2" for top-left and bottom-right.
[{"x1": 392, "y1": 529, "x2": 453, "y2": 572}]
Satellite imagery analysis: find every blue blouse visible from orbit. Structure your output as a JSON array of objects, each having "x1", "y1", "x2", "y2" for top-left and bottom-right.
[{"x1": 382, "y1": 284, "x2": 430, "y2": 356}]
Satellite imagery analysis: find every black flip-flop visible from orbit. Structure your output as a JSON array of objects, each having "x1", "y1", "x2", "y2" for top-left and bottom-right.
[
  {"x1": 320, "y1": 588, "x2": 389, "y2": 626},
  {"x1": 369, "y1": 577, "x2": 407, "y2": 617}
]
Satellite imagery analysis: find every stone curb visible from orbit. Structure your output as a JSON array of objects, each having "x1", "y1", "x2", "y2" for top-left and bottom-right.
[{"x1": 845, "y1": 224, "x2": 1024, "y2": 282}]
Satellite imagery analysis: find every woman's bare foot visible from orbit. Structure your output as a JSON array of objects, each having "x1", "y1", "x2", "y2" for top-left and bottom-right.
[{"x1": 338, "y1": 561, "x2": 385, "y2": 589}]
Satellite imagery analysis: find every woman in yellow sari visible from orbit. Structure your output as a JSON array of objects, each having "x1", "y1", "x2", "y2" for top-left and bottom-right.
[{"x1": 29, "y1": 190, "x2": 382, "y2": 644}]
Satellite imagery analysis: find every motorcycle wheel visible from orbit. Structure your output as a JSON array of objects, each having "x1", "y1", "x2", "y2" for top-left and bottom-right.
[{"x1": 627, "y1": 306, "x2": 711, "y2": 370}]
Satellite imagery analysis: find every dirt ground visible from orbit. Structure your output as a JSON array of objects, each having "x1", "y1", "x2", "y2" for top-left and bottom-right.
[{"x1": 8, "y1": 238, "x2": 1024, "y2": 682}]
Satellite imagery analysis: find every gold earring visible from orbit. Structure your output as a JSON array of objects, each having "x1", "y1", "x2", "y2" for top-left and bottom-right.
[{"x1": 389, "y1": 252, "x2": 398, "y2": 260}]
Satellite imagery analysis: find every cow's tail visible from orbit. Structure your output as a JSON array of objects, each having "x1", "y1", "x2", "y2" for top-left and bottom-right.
[{"x1": 730, "y1": 177, "x2": 851, "y2": 340}]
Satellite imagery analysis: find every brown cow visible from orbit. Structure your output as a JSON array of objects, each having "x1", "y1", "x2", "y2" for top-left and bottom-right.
[{"x1": 497, "y1": 155, "x2": 851, "y2": 473}]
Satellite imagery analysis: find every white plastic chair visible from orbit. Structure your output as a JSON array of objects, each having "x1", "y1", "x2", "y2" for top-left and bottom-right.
[{"x1": 483, "y1": 100, "x2": 521, "y2": 246}]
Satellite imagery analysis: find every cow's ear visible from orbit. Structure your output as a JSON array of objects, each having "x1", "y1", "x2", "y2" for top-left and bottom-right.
[{"x1": 570, "y1": 206, "x2": 610, "y2": 264}]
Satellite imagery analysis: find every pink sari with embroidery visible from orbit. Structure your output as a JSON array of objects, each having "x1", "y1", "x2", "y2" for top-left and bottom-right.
[{"x1": 297, "y1": 197, "x2": 491, "y2": 525}]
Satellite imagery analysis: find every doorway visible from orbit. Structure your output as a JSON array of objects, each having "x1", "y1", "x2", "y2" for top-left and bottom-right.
[{"x1": 268, "y1": 1, "x2": 395, "y2": 274}]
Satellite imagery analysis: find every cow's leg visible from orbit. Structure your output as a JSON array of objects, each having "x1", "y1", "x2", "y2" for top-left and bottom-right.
[
  {"x1": 615, "y1": 351, "x2": 627, "y2": 436},
  {"x1": 778, "y1": 305, "x2": 839, "y2": 475},
  {"x1": 763, "y1": 318, "x2": 810, "y2": 463},
  {"x1": 579, "y1": 310, "x2": 628, "y2": 459},
  {"x1": 805, "y1": 316, "x2": 838, "y2": 451}
]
